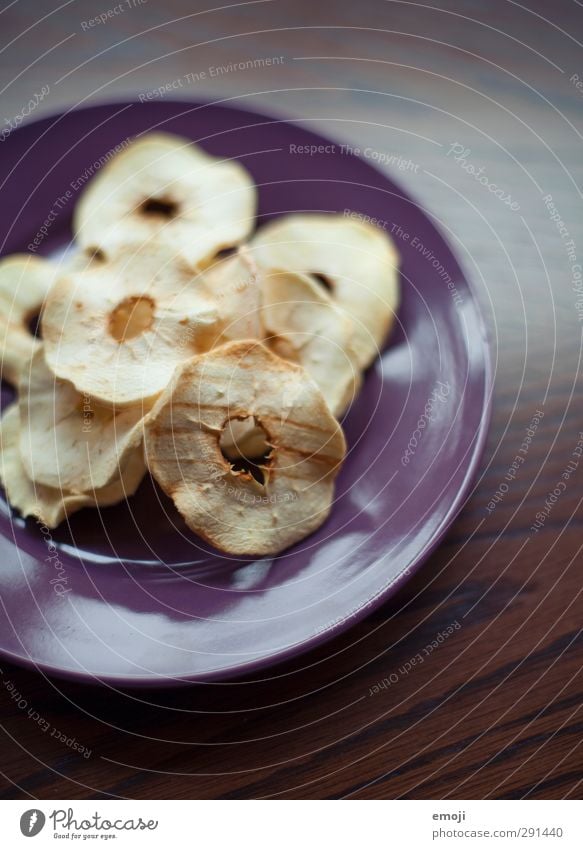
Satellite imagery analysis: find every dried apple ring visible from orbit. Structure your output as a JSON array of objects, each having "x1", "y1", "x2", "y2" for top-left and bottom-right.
[
  {"x1": 42, "y1": 243, "x2": 221, "y2": 407},
  {"x1": 73, "y1": 132, "x2": 256, "y2": 267},
  {"x1": 0, "y1": 254, "x2": 55, "y2": 386},
  {"x1": 0, "y1": 405, "x2": 145, "y2": 528},
  {"x1": 144, "y1": 340, "x2": 346, "y2": 556},
  {"x1": 251, "y1": 213, "x2": 400, "y2": 368},
  {"x1": 19, "y1": 349, "x2": 147, "y2": 495},
  {"x1": 260, "y1": 270, "x2": 361, "y2": 417}
]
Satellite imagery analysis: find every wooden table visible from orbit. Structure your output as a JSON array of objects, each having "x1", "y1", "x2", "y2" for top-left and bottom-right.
[{"x1": 0, "y1": 0, "x2": 582, "y2": 799}]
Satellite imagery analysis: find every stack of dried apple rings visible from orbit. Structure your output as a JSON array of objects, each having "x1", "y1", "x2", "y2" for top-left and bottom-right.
[{"x1": 0, "y1": 132, "x2": 400, "y2": 555}]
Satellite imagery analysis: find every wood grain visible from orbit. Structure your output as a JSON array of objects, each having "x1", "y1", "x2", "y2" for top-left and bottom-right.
[{"x1": 0, "y1": 0, "x2": 582, "y2": 799}]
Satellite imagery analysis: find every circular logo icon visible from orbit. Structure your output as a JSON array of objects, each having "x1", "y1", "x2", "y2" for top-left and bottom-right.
[{"x1": 19, "y1": 810, "x2": 45, "y2": 837}]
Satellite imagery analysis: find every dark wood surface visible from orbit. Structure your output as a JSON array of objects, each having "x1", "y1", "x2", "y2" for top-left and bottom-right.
[{"x1": 0, "y1": 0, "x2": 582, "y2": 799}]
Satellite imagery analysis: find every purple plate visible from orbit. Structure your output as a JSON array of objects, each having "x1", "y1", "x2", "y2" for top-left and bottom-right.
[{"x1": 0, "y1": 100, "x2": 491, "y2": 685}]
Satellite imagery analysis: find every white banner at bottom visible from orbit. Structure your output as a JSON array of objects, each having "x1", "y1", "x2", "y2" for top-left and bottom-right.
[{"x1": 0, "y1": 799, "x2": 581, "y2": 848}]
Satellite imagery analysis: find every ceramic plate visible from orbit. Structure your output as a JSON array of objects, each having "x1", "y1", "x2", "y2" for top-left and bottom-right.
[{"x1": 0, "y1": 100, "x2": 491, "y2": 685}]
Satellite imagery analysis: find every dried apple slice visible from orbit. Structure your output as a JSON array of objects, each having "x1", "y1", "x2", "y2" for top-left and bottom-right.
[
  {"x1": 73, "y1": 132, "x2": 256, "y2": 267},
  {"x1": 144, "y1": 340, "x2": 346, "y2": 556},
  {"x1": 251, "y1": 213, "x2": 400, "y2": 368},
  {"x1": 0, "y1": 254, "x2": 56, "y2": 386},
  {"x1": 0, "y1": 404, "x2": 144, "y2": 528},
  {"x1": 260, "y1": 270, "x2": 361, "y2": 417},
  {"x1": 19, "y1": 349, "x2": 147, "y2": 494},
  {"x1": 41, "y1": 243, "x2": 223, "y2": 407}
]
